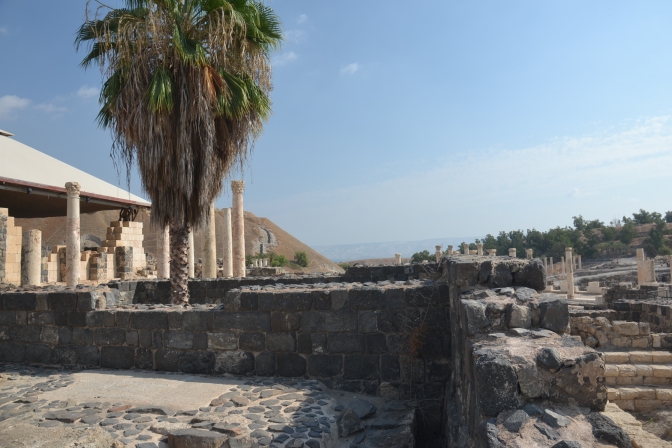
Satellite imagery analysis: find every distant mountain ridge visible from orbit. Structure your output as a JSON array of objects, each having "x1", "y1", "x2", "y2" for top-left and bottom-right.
[{"x1": 313, "y1": 237, "x2": 479, "y2": 262}]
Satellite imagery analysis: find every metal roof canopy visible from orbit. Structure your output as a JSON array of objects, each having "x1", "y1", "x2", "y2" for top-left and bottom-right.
[{"x1": 0, "y1": 134, "x2": 150, "y2": 218}]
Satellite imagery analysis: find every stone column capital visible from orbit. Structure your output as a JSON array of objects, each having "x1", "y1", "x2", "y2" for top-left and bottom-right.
[
  {"x1": 65, "y1": 182, "x2": 81, "y2": 197},
  {"x1": 231, "y1": 180, "x2": 245, "y2": 194}
]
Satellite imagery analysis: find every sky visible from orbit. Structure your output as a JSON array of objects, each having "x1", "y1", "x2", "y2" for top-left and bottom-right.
[{"x1": 1, "y1": 1, "x2": 672, "y2": 247}]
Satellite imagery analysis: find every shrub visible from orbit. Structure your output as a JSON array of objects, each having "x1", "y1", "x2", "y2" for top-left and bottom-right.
[
  {"x1": 271, "y1": 255, "x2": 288, "y2": 267},
  {"x1": 411, "y1": 250, "x2": 434, "y2": 263},
  {"x1": 338, "y1": 262, "x2": 352, "y2": 270},
  {"x1": 294, "y1": 251, "x2": 309, "y2": 268}
]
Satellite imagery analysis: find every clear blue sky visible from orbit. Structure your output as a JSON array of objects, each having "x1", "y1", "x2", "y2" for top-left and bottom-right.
[{"x1": 2, "y1": 1, "x2": 672, "y2": 246}]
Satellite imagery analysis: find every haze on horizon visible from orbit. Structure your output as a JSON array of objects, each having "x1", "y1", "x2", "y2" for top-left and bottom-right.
[{"x1": 1, "y1": 1, "x2": 672, "y2": 247}]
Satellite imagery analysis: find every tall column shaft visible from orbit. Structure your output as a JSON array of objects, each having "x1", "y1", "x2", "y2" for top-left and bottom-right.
[
  {"x1": 203, "y1": 204, "x2": 217, "y2": 278},
  {"x1": 566, "y1": 248, "x2": 575, "y2": 299},
  {"x1": 231, "y1": 180, "x2": 246, "y2": 277},
  {"x1": 476, "y1": 243, "x2": 483, "y2": 256},
  {"x1": 21, "y1": 229, "x2": 41, "y2": 286},
  {"x1": 222, "y1": 208, "x2": 233, "y2": 277},
  {"x1": 188, "y1": 231, "x2": 195, "y2": 278},
  {"x1": 65, "y1": 182, "x2": 81, "y2": 287},
  {"x1": 157, "y1": 226, "x2": 170, "y2": 279},
  {"x1": 395, "y1": 253, "x2": 402, "y2": 265}
]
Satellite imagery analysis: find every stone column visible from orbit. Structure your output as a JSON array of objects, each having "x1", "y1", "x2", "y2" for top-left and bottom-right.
[
  {"x1": 156, "y1": 226, "x2": 170, "y2": 279},
  {"x1": 508, "y1": 248, "x2": 516, "y2": 258},
  {"x1": 21, "y1": 229, "x2": 41, "y2": 286},
  {"x1": 561, "y1": 257, "x2": 566, "y2": 274},
  {"x1": 462, "y1": 243, "x2": 469, "y2": 255},
  {"x1": 435, "y1": 245, "x2": 442, "y2": 263},
  {"x1": 549, "y1": 257, "x2": 554, "y2": 274},
  {"x1": 203, "y1": 203, "x2": 217, "y2": 278},
  {"x1": 525, "y1": 249, "x2": 533, "y2": 259},
  {"x1": 188, "y1": 230, "x2": 195, "y2": 278},
  {"x1": 566, "y1": 247, "x2": 575, "y2": 299},
  {"x1": 487, "y1": 249, "x2": 497, "y2": 256},
  {"x1": 447, "y1": 245, "x2": 453, "y2": 255},
  {"x1": 231, "y1": 180, "x2": 246, "y2": 277},
  {"x1": 221, "y1": 208, "x2": 233, "y2": 277},
  {"x1": 65, "y1": 182, "x2": 81, "y2": 287},
  {"x1": 395, "y1": 253, "x2": 402, "y2": 265},
  {"x1": 543, "y1": 257, "x2": 548, "y2": 273},
  {"x1": 262, "y1": 258, "x2": 268, "y2": 267},
  {"x1": 578, "y1": 255, "x2": 582, "y2": 270},
  {"x1": 476, "y1": 243, "x2": 483, "y2": 256}
]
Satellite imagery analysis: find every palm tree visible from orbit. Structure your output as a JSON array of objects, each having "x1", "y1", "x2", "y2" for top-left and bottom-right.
[{"x1": 76, "y1": 0, "x2": 282, "y2": 304}]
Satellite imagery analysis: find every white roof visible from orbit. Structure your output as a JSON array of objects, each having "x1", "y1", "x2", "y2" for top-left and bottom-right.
[{"x1": 0, "y1": 135, "x2": 150, "y2": 206}]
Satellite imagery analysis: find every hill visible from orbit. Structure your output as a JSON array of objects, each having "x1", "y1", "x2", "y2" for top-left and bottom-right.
[{"x1": 15, "y1": 209, "x2": 344, "y2": 275}]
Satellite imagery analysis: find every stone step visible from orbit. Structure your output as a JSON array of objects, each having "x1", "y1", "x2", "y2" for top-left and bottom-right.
[
  {"x1": 601, "y1": 350, "x2": 672, "y2": 364},
  {"x1": 608, "y1": 385, "x2": 672, "y2": 411},
  {"x1": 605, "y1": 363, "x2": 672, "y2": 386}
]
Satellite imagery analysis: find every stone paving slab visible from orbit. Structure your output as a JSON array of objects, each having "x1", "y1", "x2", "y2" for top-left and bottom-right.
[{"x1": 0, "y1": 364, "x2": 415, "y2": 448}]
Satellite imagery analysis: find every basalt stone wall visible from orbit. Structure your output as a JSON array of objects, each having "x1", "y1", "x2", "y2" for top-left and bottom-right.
[
  {"x1": 343, "y1": 263, "x2": 438, "y2": 283},
  {"x1": 0, "y1": 280, "x2": 451, "y2": 440},
  {"x1": 610, "y1": 300, "x2": 672, "y2": 332},
  {"x1": 110, "y1": 275, "x2": 346, "y2": 305}
]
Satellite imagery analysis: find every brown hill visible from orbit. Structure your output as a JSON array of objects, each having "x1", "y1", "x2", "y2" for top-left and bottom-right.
[{"x1": 15, "y1": 209, "x2": 343, "y2": 275}]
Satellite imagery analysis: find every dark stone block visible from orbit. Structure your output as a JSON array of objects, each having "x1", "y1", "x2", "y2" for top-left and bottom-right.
[
  {"x1": 266, "y1": 333, "x2": 296, "y2": 352},
  {"x1": 54, "y1": 311, "x2": 68, "y2": 327},
  {"x1": 76, "y1": 292, "x2": 97, "y2": 311},
  {"x1": 316, "y1": 311, "x2": 358, "y2": 332},
  {"x1": 126, "y1": 330, "x2": 138, "y2": 346},
  {"x1": 426, "y1": 358, "x2": 451, "y2": 381},
  {"x1": 297, "y1": 333, "x2": 312, "y2": 354},
  {"x1": 255, "y1": 351, "x2": 275, "y2": 376},
  {"x1": 329, "y1": 289, "x2": 350, "y2": 310},
  {"x1": 52, "y1": 345, "x2": 78, "y2": 365},
  {"x1": 585, "y1": 412, "x2": 632, "y2": 448},
  {"x1": 274, "y1": 292, "x2": 313, "y2": 312},
  {"x1": 351, "y1": 288, "x2": 386, "y2": 310},
  {"x1": 25, "y1": 344, "x2": 51, "y2": 363},
  {"x1": 179, "y1": 351, "x2": 215, "y2": 374},
  {"x1": 72, "y1": 328, "x2": 93, "y2": 345},
  {"x1": 131, "y1": 311, "x2": 169, "y2": 329},
  {"x1": 365, "y1": 333, "x2": 387, "y2": 354},
  {"x1": 377, "y1": 311, "x2": 400, "y2": 333},
  {"x1": 258, "y1": 292, "x2": 274, "y2": 311},
  {"x1": 115, "y1": 311, "x2": 132, "y2": 328},
  {"x1": 276, "y1": 353, "x2": 306, "y2": 377},
  {"x1": 85, "y1": 311, "x2": 104, "y2": 327},
  {"x1": 48, "y1": 292, "x2": 78, "y2": 311},
  {"x1": 168, "y1": 312, "x2": 183, "y2": 330},
  {"x1": 79, "y1": 346, "x2": 100, "y2": 366},
  {"x1": 385, "y1": 289, "x2": 405, "y2": 309},
  {"x1": 182, "y1": 311, "x2": 213, "y2": 331},
  {"x1": 27, "y1": 311, "x2": 54, "y2": 326},
  {"x1": 0, "y1": 311, "x2": 16, "y2": 325},
  {"x1": 10, "y1": 325, "x2": 41, "y2": 342},
  {"x1": 239, "y1": 332, "x2": 265, "y2": 351},
  {"x1": 213, "y1": 312, "x2": 270, "y2": 332},
  {"x1": 271, "y1": 313, "x2": 301, "y2": 332},
  {"x1": 405, "y1": 286, "x2": 438, "y2": 307},
  {"x1": 420, "y1": 330, "x2": 444, "y2": 356},
  {"x1": 381, "y1": 354, "x2": 400, "y2": 380},
  {"x1": 514, "y1": 259, "x2": 546, "y2": 291},
  {"x1": 475, "y1": 353, "x2": 520, "y2": 416},
  {"x1": 0, "y1": 342, "x2": 25, "y2": 362},
  {"x1": 539, "y1": 297, "x2": 569, "y2": 333},
  {"x1": 359, "y1": 311, "x2": 378, "y2": 333},
  {"x1": 155, "y1": 349, "x2": 180, "y2": 371},
  {"x1": 164, "y1": 331, "x2": 194, "y2": 349},
  {"x1": 240, "y1": 292, "x2": 258, "y2": 311},
  {"x1": 135, "y1": 348, "x2": 153, "y2": 370},
  {"x1": 193, "y1": 332, "x2": 208, "y2": 350},
  {"x1": 58, "y1": 327, "x2": 72, "y2": 345},
  {"x1": 152, "y1": 330, "x2": 163, "y2": 348},
  {"x1": 313, "y1": 291, "x2": 331, "y2": 310},
  {"x1": 3, "y1": 293, "x2": 37, "y2": 310},
  {"x1": 67, "y1": 311, "x2": 87, "y2": 327},
  {"x1": 490, "y1": 264, "x2": 513, "y2": 288},
  {"x1": 308, "y1": 354, "x2": 342, "y2": 377},
  {"x1": 312, "y1": 334, "x2": 327, "y2": 353},
  {"x1": 138, "y1": 329, "x2": 153, "y2": 348},
  {"x1": 328, "y1": 334, "x2": 364, "y2": 354},
  {"x1": 101, "y1": 346, "x2": 134, "y2": 369},
  {"x1": 344, "y1": 355, "x2": 379, "y2": 380},
  {"x1": 214, "y1": 351, "x2": 255, "y2": 375},
  {"x1": 94, "y1": 328, "x2": 127, "y2": 346}
]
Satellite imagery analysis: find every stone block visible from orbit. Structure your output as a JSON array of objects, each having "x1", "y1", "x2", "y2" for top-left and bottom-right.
[
  {"x1": 0, "y1": 343, "x2": 25, "y2": 362},
  {"x1": 10, "y1": 325, "x2": 41, "y2": 343},
  {"x1": 271, "y1": 312, "x2": 301, "y2": 332},
  {"x1": 475, "y1": 353, "x2": 520, "y2": 417},
  {"x1": 657, "y1": 389, "x2": 672, "y2": 401},
  {"x1": 613, "y1": 321, "x2": 640, "y2": 336},
  {"x1": 365, "y1": 333, "x2": 387, "y2": 354},
  {"x1": 266, "y1": 333, "x2": 296, "y2": 352},
  {"x1": 312, "y1": 290, "x2": 331, "y2": 310},
  {"x1": 76, "y1": 292, "x2": 97, "y2": 311},
  {"x1": 328, "y1": 334, "x2": 364, "y2": 354},
  {"x1": 164, "y1": 331, "x2": 194, "y2": 349},
  {"x1": 131, "y1": 311, "x2": 168, "y2": 329},
  {"x1": 135, "y1": 348, "x2": 153, "y2": 370},
  {"x1": 381, "y1": 354, "x2": 400, "y2": 381},
  {"x1": 603, "y1": 352, "x2": 629, "y2": 363},
  {"x1": 385, "y1": 288, "x2": 405, "y2": 309},
  {"x1": 258, "y1": 292, "x2": 274, "y2": 311},
  {"x1": 308, "y1": 354, "x2": 342, "y2": 377},
  {"x1": 213, "y1": 351, "x2": 255, "y2": 375},
  {"x1": 538, "y1": 296, "x2": 569, "y2": 333},
  {"x1": 297, "y1": 332, "x2": 312, "y2": 354},
  {"x1": 0, "y1": 311, "x2": 16, "y2": 325},
  {"x1": 155, "y1": 349, "x2": 180, "y2": 371},
  {"x1": 213, "y1": 312, "x2": 270, "y2": 332},
  {"x1": 179, "y1": 351, "x2": 215, "y2": 374},
  {"x1": 27, "y1": 311, "x2": 54, "y2": 326},
  {"x1": 274, "y1": 292, "x2": 312, "y2": 312},
  {"x1": 72, "y1": 328, "x2": 93, "y2": 345},
  {"x1": 239, "y1": 291, "x2": 258, "y2": 311},
  {"x1": 67, "y1": 311, "x2": 87, "y2": 327},
  {"x1": 167, "y1": 428, "x2": 229, "y2": 448},
  {"x1": 312, "y1": 334, "x2": 327, "y2": 354},
  {"x1": 182, "y1": 311, "x2": 213, "y2": 331},
  {"x1": 101, "y1": 346, "x2": 134, "y2": 369},
  {"x1": 652, "y1": 365, "x2": 672, "y2": 378},
  {"x1": 618, "y1": 365, "x2": 636, "y2": 377},
  {"x1": 2, "y1": 293, "x2": 37, "y2": 311},
  {"x1": 276, "y1": 353, "x2": 306, "y2": 377},
  {"x1": 358, "y1": 311, "x2": 378, "y2": 333},
  {"x1": 652, "y1": 352, "x2": 672, "y2": 363},
  {"x1": 507, "y1": 304, "x2": 531, "y2": 328},
  {"x1": 634, "y1": 399, "x2": 662, "y2": 411},
  {"x1": 629, "y1": 351, "x2": 652, "y2": 363},
  {"x1": 461, "y1": 300, "x2": 489, "y2": 336},
  {"x1": 239, "y1": 332, "x2": 265, "y2": 351},
  {"x1": 351, "y1": 287, "x2": 385, "y2": 310},
  {"x1": 24, "y1": 344, "x2": 50, "y2": 363},
  {"x1": 329, "y1": 289, "x2": 349, "y2": 310},
  {"x1": 47, "y1": 292, "x2": 78, "y2": 311},
  {"x1": 316, "y1": 310, "x2": 357, "y2": 332},
  {"x1": 207, "y1": 332, "x2": 237, "y2": 350},
  {"x1": 51, "y1": 345, "x2": 78, "y2": 365},
  {"x1": 79, "y1": 346, "x2": 100, "y2": 366},
  {"x1": 168, "y1": 312, "x2": 183, "y2": 330},
  {"x1": 634, "y1": 364, "x2": 653, "y2": 377},
  {"x1": 255, "y1": 351, "x2": 275, "y2": 376},
  {"x1": 344, "y1": 354, "x2": 379, "y2": 380},
  {"x1": 634, "y1": 387, "x2": 656, "y2": 399}
]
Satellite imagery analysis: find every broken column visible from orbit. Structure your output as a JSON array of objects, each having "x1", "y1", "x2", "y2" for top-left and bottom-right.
[
  {"x1": 508, "y1": 248, "x2": 516, "y2": 257},
  {"x1": 525, "y1": 248, "x2": 533, "y2": 259},
  {"x1": 203, "y1": 203, "x2": 217, "y2": 278},
  {"x1": 578, "y1": 255, "x2": 582, "y2": 270},
  {"x1": 637, "y1": 248, "x2": 657, "y2": 285},
  {"x1": 65, "y1": 182, "x2": 81, "y2": 287},
  {"x1": 543, "y1": 257, "x2": 548, "y2": 273},
  {"x1": 21, "y1": 229, "x2": 41, "y2": 286},
  {"x1": 395, "y1": 253, "x2": 402, "y2": 265},
  {"x1": 435, "y1": 245, "x2": 442, "y2": 263},
  {"x1": 188, "y1": 230, "x2": 195, "y2": 278},
  {"x1": 487, "y1": 249, "x2": 497, "y2": 256},
  {"x1": 462, "y1": 243, "x2": 469, "y2": 255},
  {"x1": 231, "y1": 180, "x2": 246, "y2": 277},
  {"x1": 476, "y1": 243, "x2": 483, "y2": 256},
  {"x1": 156, "y1": 226, "x2": 170, "y2": 279},
  {"x1": 221, "y1": 208, "x2": 233, "y2": 277},
  {"x1": 561, "y1": 257, "x2": 566, "y2": 274},
  {"x1": 447, "y1": 245, "x2": 454, "y2": 255},
  {"x1": 549, "y1": 257, "x2": 554, "y2": 274},
  {"x1": 566, "y1": 247, "x2": 575, "y2": 299}
]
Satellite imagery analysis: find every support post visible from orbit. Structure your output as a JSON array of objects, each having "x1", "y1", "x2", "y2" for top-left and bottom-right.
[
  {"x1": 561, "y1": 257, "x2": 566, "y2": 274},
  {"x1": 203, "y1": 203, "x2": 217, "y2": 278},
  {"x1": 525, "y1": 249, "x2": 533, "y2": 259},
  {"x1": 231, "y1": 181, "x2": 246, "y2": 277},
  {"x1": 435, "y1": 245, "x2": 442, "y2": 263},
  {"x1": 157, "y1": 226, "x2": 170, "y2": 279},
  {"x1": 447, "y1": 245, "x2": 453, "y2": 255},
  {"x1": 462, "y1": 243, "x2": 469, "y2": 255},
  {"x1": 395, "y1": 253, "x2": 402, "y2": 265},
  {"x1": 222, "y1": 208, "x2": 233, "y2": 277},
  {"x1": 21, "y1": 229, "x2": 41, "y2": 286},
  {"x1": 508, "y1": 248, "x2": 516, "y2": 258},
  {"x1": 476, "y1": 243, "x2": 483, "y2": 256},
  {"x1": 566, "y1": 247, "x2": 575, "y2": 299},
  {"x1": 65, "y1": 182, "x2": 81, "y2": 287}
]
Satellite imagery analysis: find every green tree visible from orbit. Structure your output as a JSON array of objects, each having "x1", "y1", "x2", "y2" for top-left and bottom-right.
[
  {"x1": 665, "y1": 211, "x2": 672, "y2": 223},
  {"x1": 271, "y1": 254, "x2": 288, "y2": 267},
  {"x1": 294, "y1": 251, "x2": 309, "y2": 267},
  {"x1": 620, "y1": 222, "x2": 636, "y2": 244},
  {"x1": 411, "y1": 250, "x2": 434, "y2": 263},
  {"x1": 601, "y1": 226, "x2": 617, "y2": 242},
  {"x1": 77, "y1": 0, "x2": 282, "y2": 304}
]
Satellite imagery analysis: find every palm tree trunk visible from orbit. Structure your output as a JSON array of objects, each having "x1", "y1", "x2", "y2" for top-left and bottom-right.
[{"x1": 170, "y1": 223, "x2": 190, "y2": 305}]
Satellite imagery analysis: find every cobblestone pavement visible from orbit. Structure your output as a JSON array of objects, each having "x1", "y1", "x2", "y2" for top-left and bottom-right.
[{"x1": 0, "y1": 364, "x2": 415, "y2": 448}]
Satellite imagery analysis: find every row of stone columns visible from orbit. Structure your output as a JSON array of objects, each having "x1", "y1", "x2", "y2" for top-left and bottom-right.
[{"x1": 155, "y1": 180, "x2": 245, "y2": 280}]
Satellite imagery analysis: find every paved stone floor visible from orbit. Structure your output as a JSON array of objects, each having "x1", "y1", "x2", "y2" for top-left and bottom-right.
[{"x1": 0, "y1": 364, "x2": 415, "y2": 448}]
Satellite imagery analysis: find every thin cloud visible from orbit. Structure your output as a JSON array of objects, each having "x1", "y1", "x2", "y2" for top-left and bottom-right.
[
  {"x1": 340, "y1": 63, "x2": 359, "y2": 76},
  {"x1": 0, "y1": 27, "x2": 7, "y2": 35},
  {"x1": 77, "y1": 85, "x2": 99, "y2": 99},
  {"x1": 274, "y1": 52, "x2": 298, "y2": 67},
  {"x1": 35, "y1": 103, "x2": 67, "y2": 114},
  {"x1": 297, "y1": 14, "x2": 308, "y2": 24},
  {"x1": 0, "y1": 95, "x2": 31, "y2": 119},
  {"x1": 283, "y1": 30, "x2": 305, "y2": 44}
]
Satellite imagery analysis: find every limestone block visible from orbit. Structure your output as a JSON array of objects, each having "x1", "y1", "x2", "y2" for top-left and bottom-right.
[
  {"x1": 612, "y1": 399, "x2": 635, "y2": 411},
  {"x1": 653, "y1": 334, "x2": 662, "y2": 348},
  {"x1": 657, "y1": 389, "x2": 672, "y2": 401},
  {"x1": 652, "y1": 365, "x2": 672, "y2": 378},
  {"x1": 618, "y1": 388, "x2": 640, "y2": 400},
  {"x1": 605, "y1": 365, "x2": 619, "y2": 377},
  {"x1": 604, "y1": 352, "x2": 630, "y2": 363},
  {"x1": 606, "y1": 377, "x2": 616, "y2": 385},
  {"x1": 607, "y1": 389, "x2": 620, "y2": 400},
  {"x1": 618, "y1": 365, "x2": 636, "y2": 377},
  {"x1": 634, "y1": 399, "x2": 662, "y2": 411},
  {"x1": 507, "y1": 304, "x2": 531, "y2": 328},
  {"x1": 613, "y1": 321, "x2": 640, "y2": 336},
  {"x1": 635, "y1": 365, "x2": 653, "y2": 377},
  {"x1": 639, "y1": 323, "x2": 651, "y2": 335},
  {"x1": 630, "y1": 351, "x2": 653, "y2": 363},
  {"x1": 616, "y1": 376, "x2": 643, "y2": 385},
  {"x1": 635, "y1": 387, "x2": 656, "y2": 399},
  {"x1": 611, "y1": 337, "x2": 632, "y2": 348},
  {"x1": 632, "y1": 337, "x2": 651, "y2": 349},
  {"x1": 643, "y1": 377, "x2": 670, "y2": 385},
  {"x1": 651, "y1": 352, "x2": 672, "y2": 364}
]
